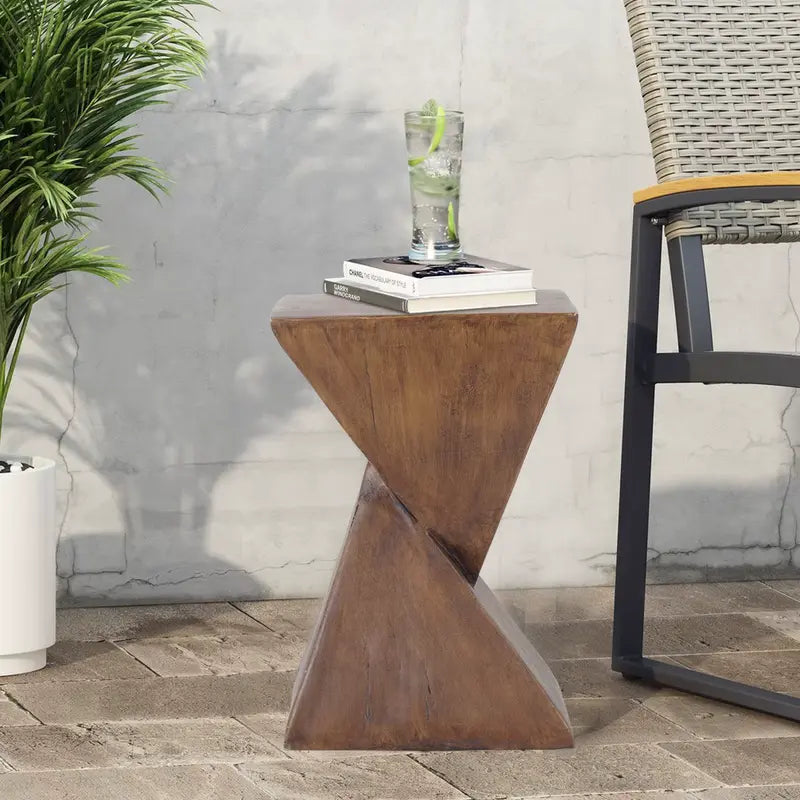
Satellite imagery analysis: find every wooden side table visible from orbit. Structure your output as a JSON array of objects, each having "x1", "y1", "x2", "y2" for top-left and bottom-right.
[{"x1": 271, "y1": 291, "x2": 578, "y2": 750}]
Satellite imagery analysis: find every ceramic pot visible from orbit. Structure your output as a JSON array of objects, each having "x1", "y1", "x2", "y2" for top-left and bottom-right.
[{"x1": 0, "y1": 456, "x2": 56, "y2": 676}]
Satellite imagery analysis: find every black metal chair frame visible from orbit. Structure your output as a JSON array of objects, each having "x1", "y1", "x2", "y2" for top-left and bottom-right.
[{"x1": 612, "y1": 184, "x2": 800, "y2": 722}]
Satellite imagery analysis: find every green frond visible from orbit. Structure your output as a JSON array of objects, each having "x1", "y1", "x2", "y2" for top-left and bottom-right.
[{"x1": 0, "y1": 0, "x2": 210, "y2": 438}]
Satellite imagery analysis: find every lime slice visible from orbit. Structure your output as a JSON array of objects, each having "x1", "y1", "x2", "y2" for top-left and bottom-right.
[
  {"x1": 409, "y1": 169, "x2": 459, "y2": 197},
  {"x1": 429, "y1": 105, "x2": 446, "y2": 153},
  {"x1": 407, "y1": 100, "x2": 447, "y2": 167},
  {"x1": 447, "y1": 201, "x2": 457, "y2": 240}
]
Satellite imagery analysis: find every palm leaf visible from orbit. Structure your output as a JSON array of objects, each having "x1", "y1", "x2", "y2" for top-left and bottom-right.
[{"x1": 0, "y1": 0, "x2": 210, "y2": 439}]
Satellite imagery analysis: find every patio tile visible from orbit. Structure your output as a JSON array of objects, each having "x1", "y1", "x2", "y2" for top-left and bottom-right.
[
  {"x1": 4, "y1": 588, "x2": 795, "y2": 796},
  {"x1": 644, "y1": 693, "x2": 800, "y2": 740},
  {"x1": 0, "y1": 718, "x2": 285, "y2": 771},
  {"x1": 0, "y1": 697, "x2": 38, "y2": 726},
  {"x1": 644, "y1": 581, "x2": 800, "y2": 616},
  {"x1": 0, "y1": 641, "x2": 153, "y2": 685},
  {"x1": 694, "y1": 789, "x2": 800, "y2": 799},
  {"x1": 522, "y1": 619, "x2": 613, "y2": 659},
  {"x1": 644, "y1": 614, "x2": 800, "y2": 656},
  {"x1": 766, "y1": 580, "x2": 800, "y2": 602},
  {"x1": 236, "y1": 712, "x2": 417, "y2": 761},
  {"x1": 500, "y1": 582, "x2": 799, "y2": 626},
  {"x1": 237, "y1": 713, "x2": 288, "y2": 750},
  {"x1": 240, "y1": 755, "x2": 468, "y2": 799},
  {"x1": 567, "y1": 698, "x2": 693, "y2": 744},
  {"x1": 663, "y1": 737, "x2": 800, "y2": 784},
  {"x1": 672, "y1": 650, "x2": 800, "y2": 695},
  {"x1": 546, "y1": 794, "x2": 800, "y2": 800},
  {"x1": 56, "y1": 603, "x2": 266, "y2": 642},
  {"x1": 545, "y1": 795, "x2": 702, "y2": 800},
  {"x1": 3, "y1": 671, "x2": 293, "y2": 724},
  {"x1": 749, "y1": 610, "x2": 800, "y2": 642},
  {"x1": 233, "y1": 599, "x2": 321, "y2": 633},
  {"x1": 413, "y1": 745, "x2": 719, "y2": 799},
  {"x1": 500, "y1": 586, "x2": 615, "y2": 623},
  {"x1": 120, "y1": 631, "x2": 305, "y2": 676},
  {"x1": 525, "y1": 614, "x2": 795, "y2": 660},
  {"x1": 235, "y1": 712, "x2": 363, "y2": 762},
  {"x1": 0, "y1": 764, "x2": 266, "y2": 799},
  {"x1": 551, "y1": 657, "x2": 669, "y2": 699}
]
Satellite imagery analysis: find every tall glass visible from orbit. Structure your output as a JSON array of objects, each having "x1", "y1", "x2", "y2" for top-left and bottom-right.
[{"x1": 405, "y1": 110, "x2": 464, "y2": 263}]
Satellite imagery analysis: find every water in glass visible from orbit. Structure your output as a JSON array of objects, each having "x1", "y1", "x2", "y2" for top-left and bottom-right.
[{"x1": 405, "y1": 110, "x2": 464, "y2": 263}]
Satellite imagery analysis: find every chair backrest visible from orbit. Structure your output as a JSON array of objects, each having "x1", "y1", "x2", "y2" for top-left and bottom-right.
[{"x1": 624, "y1": 0, "x2": 800, "y2": 243}]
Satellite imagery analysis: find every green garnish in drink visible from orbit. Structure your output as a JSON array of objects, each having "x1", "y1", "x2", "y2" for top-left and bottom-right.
[
  {"x1": 420, "y1": 98, "x2": 438, "y2": 117},
  {"x1": 408, "y1": 98, "x2": 447, "y2": 167},
  {"x1": 447, "y1": 201, "x2": 457, "y2": 240}
]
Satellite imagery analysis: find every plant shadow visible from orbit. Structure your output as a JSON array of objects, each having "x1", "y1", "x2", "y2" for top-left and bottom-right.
[{"x1": 5, "y1": 31, "x2": 407, "y2": 606}]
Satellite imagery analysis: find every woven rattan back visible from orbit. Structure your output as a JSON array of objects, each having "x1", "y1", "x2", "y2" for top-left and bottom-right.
[{"x1": 625, "y1": 0, "x2": 800, "y2": 243}]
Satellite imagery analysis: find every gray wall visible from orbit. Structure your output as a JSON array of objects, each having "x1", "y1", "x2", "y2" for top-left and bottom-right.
[{"x1": 5, "y1": 0, "x2": 800, "y2": 605}]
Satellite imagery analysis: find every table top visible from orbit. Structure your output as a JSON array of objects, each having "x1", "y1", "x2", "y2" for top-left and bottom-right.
[{"x1": 271, "y1": 290, "x2": 576, "y2": 321}]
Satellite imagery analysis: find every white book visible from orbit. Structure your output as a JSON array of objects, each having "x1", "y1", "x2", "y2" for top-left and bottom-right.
[
  {"x1": 323, "y1": 278, "x2": 537, "y2": 314},
  {"x1": 342, "y1": 255, "x2": 534, "y2": 297}
]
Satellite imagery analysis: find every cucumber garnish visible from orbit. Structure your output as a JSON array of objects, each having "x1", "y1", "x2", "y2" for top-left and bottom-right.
[
  {"x1": 408, "y1": 99, "x2": 447, "y2": 167},
  {"x1": 447, "y1": 201, "x2": 457, "y2": 240}
]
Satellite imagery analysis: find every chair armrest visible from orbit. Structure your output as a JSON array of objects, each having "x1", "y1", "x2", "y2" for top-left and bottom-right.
[{"x1": 634, "y1": 172, "x2": 800, "y2": 215}]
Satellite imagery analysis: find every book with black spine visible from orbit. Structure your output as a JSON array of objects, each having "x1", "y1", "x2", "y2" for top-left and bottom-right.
[
  {"x1": 342, "y1": 254, "x2": 533, "y2": 297},
  {"x1": 323, "y1": 278, "x2": 537, "y2": 314}
]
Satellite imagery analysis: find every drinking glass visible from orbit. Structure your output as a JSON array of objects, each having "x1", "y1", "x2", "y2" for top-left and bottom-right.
[{"x1": 405, "y1": 110, "x2": 464, "y2": 263}]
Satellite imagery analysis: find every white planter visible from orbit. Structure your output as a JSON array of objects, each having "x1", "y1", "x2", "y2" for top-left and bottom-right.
[{"x1": 0, "y1": 456, "x2": 56, "y2": 676}]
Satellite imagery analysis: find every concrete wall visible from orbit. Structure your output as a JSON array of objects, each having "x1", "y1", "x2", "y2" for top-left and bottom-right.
[{"x1": 5, "y1": 0, "x2": 800, "y2": 605}]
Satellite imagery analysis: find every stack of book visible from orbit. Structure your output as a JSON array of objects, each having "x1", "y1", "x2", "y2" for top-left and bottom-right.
[{"x1": 323, "y1": 255, "x2": 536, "y2": 313}]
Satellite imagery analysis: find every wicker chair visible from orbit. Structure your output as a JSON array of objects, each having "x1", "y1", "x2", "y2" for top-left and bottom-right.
[{"x1": 613, "y1": 0, "x2": 800, "y2": 721}]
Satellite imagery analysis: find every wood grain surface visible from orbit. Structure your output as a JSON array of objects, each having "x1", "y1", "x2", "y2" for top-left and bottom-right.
[
  {"x1": 633, "y1": 171, "x2": 800, "y2": 204},
  {"x1": 271, "y1": 292, "x2": 577, "y2": 750},
  {"x1": 271, "y1": 291, "x2": 577, "y2": 580},
  {"x1": 285, "y1": 466, "x2": 573, "y2": 750}
]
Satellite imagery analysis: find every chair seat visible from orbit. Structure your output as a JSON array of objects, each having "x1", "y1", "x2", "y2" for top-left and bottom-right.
[{"x1": 667, "y1": 199, "x2": 800, "y2": 243}]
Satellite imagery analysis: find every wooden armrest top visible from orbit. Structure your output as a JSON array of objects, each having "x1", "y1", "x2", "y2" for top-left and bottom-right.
[{"x1": 634, "y1": 172, "x2": 800, "y2": 204}]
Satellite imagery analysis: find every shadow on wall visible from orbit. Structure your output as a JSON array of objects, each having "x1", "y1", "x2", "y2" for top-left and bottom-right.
[
  {"x1": 647, "y1": 484, "x2": 799, "y2": 584},
  {"x1": 578, "y1": 454, "x2": 800, "y2": 586},
  {"x1": 7, "y1": 33, "x2": 405, "y2": 605},
  {"x1": 643, "y1": 267, "x2": 800, "y2": 582}
]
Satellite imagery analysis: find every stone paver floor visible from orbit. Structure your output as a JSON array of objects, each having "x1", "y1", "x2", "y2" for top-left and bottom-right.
[{"x1": 0, "y1": 580, "x2": 799, "y2": 798}]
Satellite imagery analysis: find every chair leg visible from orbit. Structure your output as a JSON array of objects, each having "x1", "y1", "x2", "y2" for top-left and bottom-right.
[
  {"x1": 612, "y1": 214, "x2": 663, "y2": 668},
  {"x1": 610, "y1": 220, "x2": 800, "y2": 721},
  {"x1": 667, "y1": 235, "x2": 713, "y2": 353}
]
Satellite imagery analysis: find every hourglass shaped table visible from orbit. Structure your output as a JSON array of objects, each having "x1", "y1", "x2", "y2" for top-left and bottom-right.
[{"x1": 271, "y1": 291, "x2": 577, "y2": 750}]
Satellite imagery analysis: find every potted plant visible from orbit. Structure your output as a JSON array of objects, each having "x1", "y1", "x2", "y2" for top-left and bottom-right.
[{"x1": 0, "y1": 0, "x2": 208, "y2": 675}]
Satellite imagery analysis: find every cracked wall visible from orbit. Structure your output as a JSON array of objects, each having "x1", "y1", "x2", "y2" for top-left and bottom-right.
[{"x1": 3, "y1": 0, "x2": 800, "y2": 605}]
